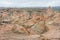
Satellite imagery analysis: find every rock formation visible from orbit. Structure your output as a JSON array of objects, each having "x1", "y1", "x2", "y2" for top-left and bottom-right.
[{"x1": 0, "y1": 7, "x2": 60, "y2": 40}]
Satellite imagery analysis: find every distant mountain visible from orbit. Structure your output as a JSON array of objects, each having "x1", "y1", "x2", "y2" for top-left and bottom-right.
[
  {"x1": 0, "y1": 6, "x2": 60, "y2": 11},
  {"x1": 52, "y1": 6, "x2": 60, "y2": 11}
]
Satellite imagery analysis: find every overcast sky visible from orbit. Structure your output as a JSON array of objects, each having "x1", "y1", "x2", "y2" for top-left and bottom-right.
[{"x1": 0, "y1": 0, "x2": 60, "y2": 7}]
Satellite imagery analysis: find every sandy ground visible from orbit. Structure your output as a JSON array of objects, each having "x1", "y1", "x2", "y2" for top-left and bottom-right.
[{"x1": 0, "y1": 32, "x2": 41, "y2": 40}]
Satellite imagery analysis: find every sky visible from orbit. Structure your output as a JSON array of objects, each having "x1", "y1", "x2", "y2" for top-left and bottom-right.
[{"x1": 0, "y1": 0, "x2": 60, "y2": 7}]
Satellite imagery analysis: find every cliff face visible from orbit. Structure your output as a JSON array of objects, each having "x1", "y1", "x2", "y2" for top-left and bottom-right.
[{"x1": 0, "y1": 7, "x2": 60, "y2": 40}]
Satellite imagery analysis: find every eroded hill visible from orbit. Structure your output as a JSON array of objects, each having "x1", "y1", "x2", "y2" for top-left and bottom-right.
[{"x1": 0, "y1": 7, "x2": 60, "y2": 40}]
